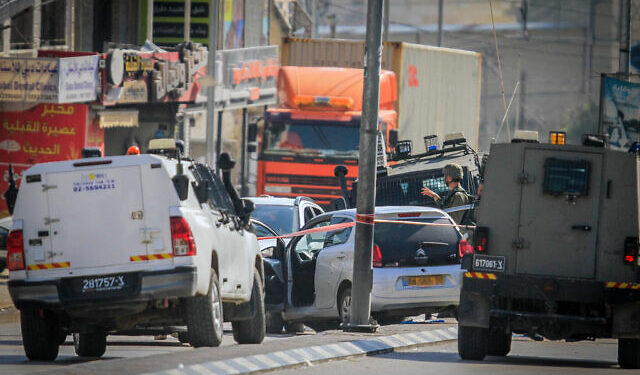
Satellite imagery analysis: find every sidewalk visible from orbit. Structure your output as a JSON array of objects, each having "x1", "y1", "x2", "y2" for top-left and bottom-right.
[{"x1": 41, "y1": 321, "x2": 459, "y2": 375}]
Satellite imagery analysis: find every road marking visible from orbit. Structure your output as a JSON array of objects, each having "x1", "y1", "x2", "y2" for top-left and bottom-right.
[{"x1": 143, "y1": 327, "x2": 458, "y2": 375}]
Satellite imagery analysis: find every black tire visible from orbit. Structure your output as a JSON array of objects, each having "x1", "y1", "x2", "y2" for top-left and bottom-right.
[
  {"x1": 458, "y1": 325, "x2": 488, "y2": 361},
  {"x1": 73, "y1": 332, "x2": 107, "y2": 358},
  {"x1": 177, "y1": 331, "x2": 190, "y2": 344},
  {"x1": 338, "y1": 286, "x2": 352, "y2": 325},
  {"x1": 618, "y1": 338, "x2": 640, "y2": 369},
  {"x1": 20, "y1": 309, "x2": 60, "y2": 361},
  {"x1": 265, "y1": 312, "x2": 284, "y2": 334},
  {"x1": 186, "y1": 269, "x2": 224, "y2": 347},
  {"x1": 487, "y1": 328, "x2": 511, "y2": 356},
  {"x1": 0, "y1": 260, "x2": 6, "y2": 273},
  {"x1": 284, "y1": 321, "x2": 305, "y2": 334},
  {"x1": 232, "y1": 269, "x2": 266, "y2": 344}
]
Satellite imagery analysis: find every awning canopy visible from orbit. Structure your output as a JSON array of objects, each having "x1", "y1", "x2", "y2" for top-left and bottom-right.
[{"x1": 97, "y1": 110, "x2": 139, "y2": 128}]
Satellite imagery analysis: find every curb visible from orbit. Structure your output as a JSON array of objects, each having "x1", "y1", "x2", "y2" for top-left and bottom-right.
[{"x1": 144, "y1": 327, "x2": 458, "y2": 375}]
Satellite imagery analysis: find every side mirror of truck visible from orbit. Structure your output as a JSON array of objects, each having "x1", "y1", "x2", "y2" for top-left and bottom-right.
[{"x1": 388, "y1": 129, "x2": 399, "y2": 149}]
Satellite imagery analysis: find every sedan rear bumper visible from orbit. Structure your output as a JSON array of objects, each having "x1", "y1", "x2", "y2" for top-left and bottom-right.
[{"x1": 371, "y1": 265, "x2": 463, "y2": 314}]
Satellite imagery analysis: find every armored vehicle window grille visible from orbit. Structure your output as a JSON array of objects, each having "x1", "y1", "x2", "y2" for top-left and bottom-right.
[{"x1": 543, "y1": 158, "x2": 590, "y2": 196}]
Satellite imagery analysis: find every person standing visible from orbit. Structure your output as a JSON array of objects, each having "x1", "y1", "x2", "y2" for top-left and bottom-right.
[{"x1": 421, "y1": 163, "x2": 470, "y2": 224}]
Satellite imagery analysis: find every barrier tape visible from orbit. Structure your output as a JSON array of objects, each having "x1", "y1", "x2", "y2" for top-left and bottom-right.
[
  {"x1": 27, "y1": 262, "x2": 70, "y2": 270},
  {"x1": 257, "y1": 215, "x2": 475, "y2": 240}
]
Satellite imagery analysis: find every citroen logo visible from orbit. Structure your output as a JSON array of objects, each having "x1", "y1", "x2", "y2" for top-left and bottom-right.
[{"x1": 415, "y1": 248, "x2": 427, "y2": 258}]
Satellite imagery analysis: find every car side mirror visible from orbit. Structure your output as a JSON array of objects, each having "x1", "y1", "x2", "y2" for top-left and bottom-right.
[
  {"x1": 172, "y1": 163, "x2": 189, "y2": 201},
  {"x1": 241, "y1": 198, "x2": 255, "y2": 216}
]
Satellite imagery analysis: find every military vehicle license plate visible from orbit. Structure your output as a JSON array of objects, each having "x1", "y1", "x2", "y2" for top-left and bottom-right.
[
  {"x1": 473, "y1": 254, "x2": 506, "y2": 272},
  {"x1": 80, "y1": 275, "x2": 127, "y2": 293}
]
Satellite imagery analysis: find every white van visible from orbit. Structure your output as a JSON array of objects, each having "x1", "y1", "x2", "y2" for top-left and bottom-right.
[{"x1": 7, "y1": 144, "x2": 265, "y2": 361}]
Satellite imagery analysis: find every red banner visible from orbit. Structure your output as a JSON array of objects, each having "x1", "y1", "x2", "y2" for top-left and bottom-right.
[{"x1": 0, "y1": 103, "x2": 101, "y2": 217}]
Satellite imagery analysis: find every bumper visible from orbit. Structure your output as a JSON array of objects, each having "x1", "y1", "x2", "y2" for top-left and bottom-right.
[
  {"x1": 9, "y1": 266, "x2": 197, "y2": 311},
  {"x1": 459, "y1": 272, "x2": 640, "y2": 339},
  {"x1": 371, "y1": 265, "x2": 463, "y2": 313}
]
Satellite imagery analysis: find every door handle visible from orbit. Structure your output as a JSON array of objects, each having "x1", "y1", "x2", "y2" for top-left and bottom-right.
[
  {"x1": 571, "y1": 225, "x2": 591, "y2": 232},
  {"x1": 336, "y1": 253, "x2": 346, "y2": 259}
]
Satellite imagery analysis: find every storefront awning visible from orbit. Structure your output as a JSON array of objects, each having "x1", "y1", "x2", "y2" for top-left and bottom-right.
[{"x1": 97, "y1": 110, "x2": 139, "y2": 128}]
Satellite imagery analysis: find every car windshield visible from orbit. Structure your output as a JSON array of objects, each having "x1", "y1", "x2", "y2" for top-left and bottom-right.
[
  {"x1": 263, "y1": 121, "x2": 360, "y2": 157},
  {"x1": 251, "y1": 204, "x2": 295, "y2": 235}
]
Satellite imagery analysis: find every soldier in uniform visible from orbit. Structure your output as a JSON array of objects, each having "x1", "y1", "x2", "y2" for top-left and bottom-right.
[{"x1": 421, "y1": 163, "x2": 470, "y2": 224}]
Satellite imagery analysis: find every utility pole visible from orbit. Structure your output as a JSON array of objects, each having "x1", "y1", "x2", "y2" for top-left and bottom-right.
[
  {"x1": 146, "y1": 0, "x2": 153, "y2": 41},
  {"x1": 437, "y1": 0, "x2": 443, "y2": 47},
  {"x1": 343, "y1": 0, "x2": 383, "y2": 333},
  {"x1": 619, "y1": 0, "x2": 630, "y2": 79},
  {"x1": 32, "y1": 0, "x2": 41, "y2": 57},
  {"x1": 184, "y1": 0, "x2": 191, "y2": 42},
  {"x1": 311, "y1": 0, "x2": 317, "y2": 38},
  {"x1": 205, "y1": 0, "x2": 219, "y2": 166},
  {"x1": 383, "y1": 0, "x2": 389, "y2": 42}
]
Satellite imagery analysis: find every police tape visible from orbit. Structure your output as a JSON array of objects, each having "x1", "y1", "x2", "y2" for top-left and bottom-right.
[{"x1": 257, "y1": 216, "x2": 476, "y2": 240}]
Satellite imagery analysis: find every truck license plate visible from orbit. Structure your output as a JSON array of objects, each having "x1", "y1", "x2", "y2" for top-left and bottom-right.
[
  {"x1": 81, "y1": 275, "x2": 127, "y2": 293},
  {"x1": 473, "y1": 254, "x2": 506, "y2": 272}
]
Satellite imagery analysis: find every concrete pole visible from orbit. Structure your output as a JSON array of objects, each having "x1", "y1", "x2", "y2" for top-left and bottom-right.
[
  {"x1": 32, "y1": 0, "x2": 41, "y2": 57},
  {"x1": 147, "y1": 0, "x2": 154, "y2": 41},
  {"x1": 65, "y1": 0, "x2": 75, "y2": 50},
  {"x1": 437, "y1": 0, "x2": 443, "y2": 47},
  {"x1": 383, "y1": 0, "x2": 389, "y2": 42},
  {"x1": 343, "y1": 0, "x2": 383, "y2": 333},
  {"x1": 241, "y1": 108, "x2": 248, "y2": 196},
  {"x1": 2, "y1": 19, "x2": 10, "y2": 54},
  {"x1": 184, "y1": 0, "x2": 191, "y2": 42},
  {"x1": 618, "y1": 0, "x2": 630, "y2": 78},
  {"x1": 206, "y1": 0, "x2": 219, "y2": 166}
]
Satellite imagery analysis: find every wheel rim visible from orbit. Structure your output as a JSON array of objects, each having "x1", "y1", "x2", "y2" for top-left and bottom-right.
[
  {"x1": 341, "y1": 291, "x2": 351, "y2": 324},
  {"x1": 211, "y1": 282, "x2": 223, "y2": 337}
]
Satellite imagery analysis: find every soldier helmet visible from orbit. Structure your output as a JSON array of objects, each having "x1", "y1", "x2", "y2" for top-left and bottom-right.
[{"x1": 442, "y1": 163, "x2": 463, "y2": 181}]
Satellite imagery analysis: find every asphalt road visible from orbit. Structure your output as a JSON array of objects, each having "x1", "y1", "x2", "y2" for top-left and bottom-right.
[{"x1": 272, "y1": 337, "x2": 631, "y2": 375}]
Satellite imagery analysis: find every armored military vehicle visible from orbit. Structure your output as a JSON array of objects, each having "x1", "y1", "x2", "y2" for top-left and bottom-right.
[
  {"x1": 335, "y1": 133, "x2": 483, "y2": 212},
  {"x1": 458, "y1": 135, "x2": 640, "y2": 368}
]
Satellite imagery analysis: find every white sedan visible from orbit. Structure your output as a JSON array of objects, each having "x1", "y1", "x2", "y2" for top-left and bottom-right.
[{"x1": 262, "y1": 206, "x2": 471, "y2": 330}]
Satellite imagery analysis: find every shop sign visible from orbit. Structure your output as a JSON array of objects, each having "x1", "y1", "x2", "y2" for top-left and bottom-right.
[
  {"x1": 215, "y1": 45, "x2": 279, "y2": 110},
  {"x1": 0, "y1": 56, "x2": 99, "y2": 103}
]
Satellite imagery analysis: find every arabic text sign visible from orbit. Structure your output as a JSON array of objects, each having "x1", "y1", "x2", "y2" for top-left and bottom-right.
[
  {"x1": 601, "y1": 76, "x2": 640, "y2": 151},
  {"x1": 0, "y1": 58, "x2": 59, "y2": 102},
  {"x1": 0, "y1": 56, "x2": 98, "y2": 103},
  {"x1": 0, "y1": 103, "x2": 87, "y2": 164},
  {"x1": 58, "y1": 55, "x2": 100, "y2": 103}
]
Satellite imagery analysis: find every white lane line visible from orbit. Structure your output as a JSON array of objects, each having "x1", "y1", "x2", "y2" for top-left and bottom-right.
[
  {"x1": 404, "y1": 333, "x2": 423, "y2": 344},
  {"x1": 290, "y1": 348, "x2": 316, "y2": 361},
  {"x1": 164, "y1": 370, "x2": 185, "y2": 375},
  {"x1": 436, "y1": 329, "x2": 456, "y2": 340},
  {"x1": 231, "y1": 357, "x2": 262, "y2": 372}
]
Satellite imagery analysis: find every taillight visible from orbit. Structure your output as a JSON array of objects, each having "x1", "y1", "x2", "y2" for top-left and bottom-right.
[
  {"x1": 7, "y1": 230, "x2": 25, "y2": 271},
  {"x1": 624, "y1": 237, "x2": 638, "y2": 264},
  {"x1": 373, "y1": 244, "x2": 383, "y2": 268},
  {"x1": 474, "y1": 226, "x2": 489, "y2": 252},
  {"x1": 458, "y1": 239, "x2": 474, "y2": 259},
  {"x1": 170, "y1": 216, "x2": 196, "y2": 256}
]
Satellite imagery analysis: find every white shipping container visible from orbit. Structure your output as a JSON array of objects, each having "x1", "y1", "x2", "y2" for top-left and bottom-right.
[{"x1": 281, "y1": 38, "x2": 482, "y2": 150}]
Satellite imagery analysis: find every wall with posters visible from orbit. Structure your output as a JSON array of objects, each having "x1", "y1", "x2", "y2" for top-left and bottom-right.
[
  {"x1": 0, "y1": 103, "x2": 103, "y2": 218},
  {"x1": 599, "y1": 75, "x2": 640, "y2": 151}
]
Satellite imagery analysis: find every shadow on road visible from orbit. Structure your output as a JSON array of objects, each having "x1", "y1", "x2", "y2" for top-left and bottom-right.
[{"x1": 380, "y1": 350, "x2": 618, "y2": 370}]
